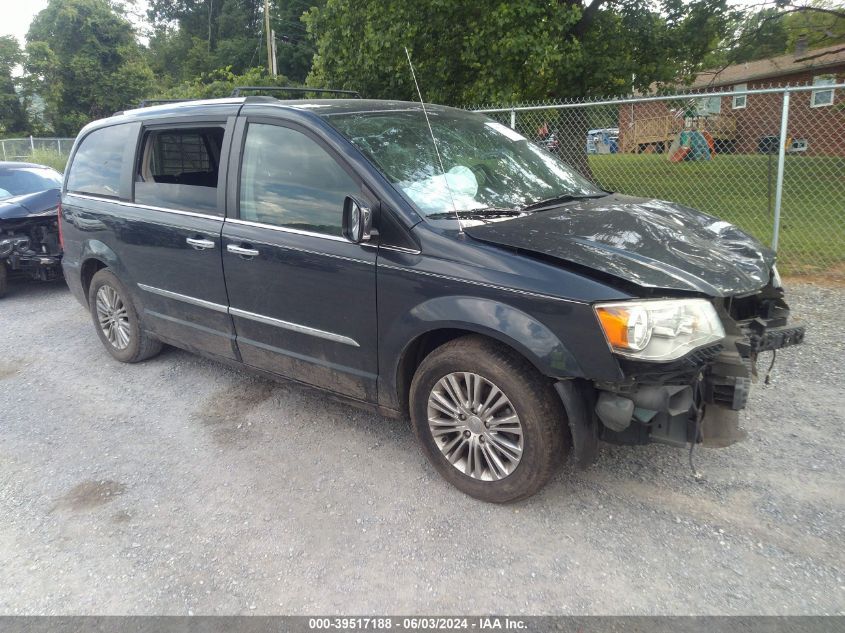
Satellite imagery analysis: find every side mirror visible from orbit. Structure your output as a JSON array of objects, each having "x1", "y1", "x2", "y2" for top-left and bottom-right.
[{"x1": 342, "y1": 196, "x2": 372, "y2": 243}]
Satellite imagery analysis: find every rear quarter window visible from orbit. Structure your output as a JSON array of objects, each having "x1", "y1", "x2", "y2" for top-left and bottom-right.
[{"x1": 67, "y1": 124, "x2": 132, "y2": 198}]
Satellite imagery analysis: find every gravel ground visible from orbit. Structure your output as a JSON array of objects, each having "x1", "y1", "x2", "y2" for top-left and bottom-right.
[{"x1": 0, "y1": 277, "x2": 843, "y2": 616}]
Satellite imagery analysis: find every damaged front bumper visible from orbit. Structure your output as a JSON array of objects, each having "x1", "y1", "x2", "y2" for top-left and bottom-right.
[
  {"x1": 560, "y1": 283, "x2": 805, "y2": 466},
  {"x1": 2, "y1": 251, "x2": 62, "y2": 280},
  {"x1": 0, "y1": 216, "x2": 63, "y2": 288}
]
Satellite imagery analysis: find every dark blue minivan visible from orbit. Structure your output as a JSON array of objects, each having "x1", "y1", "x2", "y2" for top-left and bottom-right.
[{"x1": 59, "y1": 95, "x2": 804, "y2": 502}]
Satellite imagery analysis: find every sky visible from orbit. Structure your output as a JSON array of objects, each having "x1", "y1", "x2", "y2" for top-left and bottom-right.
[
  {"x1": 3, "y1": 0, "x2": 51, "y2": 46},
  {"x1": 2, "y1": 0, "x2": 149, "y2": 47}
]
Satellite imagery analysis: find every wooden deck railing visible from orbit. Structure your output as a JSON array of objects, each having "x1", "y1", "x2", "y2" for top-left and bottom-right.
[{"x1": 622, "y1": 114, "x2": 736, "y2": 153}]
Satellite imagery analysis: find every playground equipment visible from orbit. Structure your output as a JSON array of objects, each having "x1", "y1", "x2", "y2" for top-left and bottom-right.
[{"x1": 668, "y1": 129, "x2": 715, "y2": 162}]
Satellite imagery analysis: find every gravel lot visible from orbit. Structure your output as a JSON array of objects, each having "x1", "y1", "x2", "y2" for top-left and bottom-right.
[{"x1": 0, "y1": 277, "x2": 843, "y2": 616}]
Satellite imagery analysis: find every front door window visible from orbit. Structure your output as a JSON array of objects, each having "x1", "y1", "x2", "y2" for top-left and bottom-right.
[{"x1": 239, "y1": 123, "x2": 357, "y2": 236}]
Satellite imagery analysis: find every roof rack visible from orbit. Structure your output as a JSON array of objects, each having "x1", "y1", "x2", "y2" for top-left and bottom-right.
[
  {"x1": 136, "y1": 98, "x2": 196, "y2": 108},
  {"x1": 230, "y1": 86, "x2": 362, "y2": 99}
]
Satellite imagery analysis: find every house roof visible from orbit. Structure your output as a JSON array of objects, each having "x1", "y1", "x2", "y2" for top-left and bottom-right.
[{"x1": 692, "y1": 42, "x2": 845, "y2": 88}]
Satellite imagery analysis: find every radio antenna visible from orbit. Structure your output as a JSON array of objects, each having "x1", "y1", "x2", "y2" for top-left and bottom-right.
[{"x1": 404, "y1": 46, "x2": 462, "y2": 232}]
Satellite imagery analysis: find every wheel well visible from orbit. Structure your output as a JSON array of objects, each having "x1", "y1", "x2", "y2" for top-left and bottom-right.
[
  {"x1": 396, "y1": 328, "x2": 546, "y2": 416},
  {"x1": 396, "y1": 329, "x2": 470, "y2": 415},
  {"x1": 80, "y1": 258, "x2": 107, "y2": 304}
]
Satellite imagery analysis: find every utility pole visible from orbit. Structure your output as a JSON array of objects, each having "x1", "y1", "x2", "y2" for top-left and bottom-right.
[
  {"x1": 270, "y1": 30, "x2": 278, "y2": 77},
  {"x1": 264, "y1": 0, "x2": 273, "y2": 76},
  {"x1": 207, "y1": 0, "x2": 214, "y2": 52}
]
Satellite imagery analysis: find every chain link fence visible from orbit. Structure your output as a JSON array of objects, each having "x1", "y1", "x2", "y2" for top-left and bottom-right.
[
  {"x1": 471, "y1": 83, "x2": 845, "y2": 278},
  {"x1": 3, "y1": 89, "x2": 843, "y2": 277},
  {"x1": 0, "y1": 137, "x2": 75, "y2": 170}
]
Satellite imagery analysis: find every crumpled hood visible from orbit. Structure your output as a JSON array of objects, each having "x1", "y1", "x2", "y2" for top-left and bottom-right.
[
  {"x1": 0, "y1": 189, "x2": 60, "y2": 221},
  {"x1": 464, "y1": 194, "x2": 775, "y2": 297}
]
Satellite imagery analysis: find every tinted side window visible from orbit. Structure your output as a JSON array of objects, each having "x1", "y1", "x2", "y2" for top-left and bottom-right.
[
  {"x1": 135, "y1": 126, "x2": 224, "y2": 215},
  {"x1": 239, "y1": 123, "x2": 356, "y2": 236},
  {"x1": 67, "y1": 124, "x2": 131, "y2": 198}
]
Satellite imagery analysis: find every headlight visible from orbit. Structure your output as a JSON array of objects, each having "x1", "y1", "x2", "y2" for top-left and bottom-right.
[
  {"x1": 594, "y1": 299, "x2": 725, "y2": 362},
  {"x1": 0, "y1": 236, "x2": 31, "y2": 256}
]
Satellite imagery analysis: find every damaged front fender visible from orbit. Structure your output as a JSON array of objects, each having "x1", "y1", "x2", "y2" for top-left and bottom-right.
[{"x1": 569, "y1": 281, "x2": 805, "y2": 454}]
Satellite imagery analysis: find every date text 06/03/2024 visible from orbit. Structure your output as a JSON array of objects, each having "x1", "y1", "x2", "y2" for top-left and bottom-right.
[{"x1": 307, "y1": 617, "x2": 527, "y2": 630}]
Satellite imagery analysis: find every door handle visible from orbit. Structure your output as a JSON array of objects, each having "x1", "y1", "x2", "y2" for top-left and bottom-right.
[
  {"x1": 227, "y1": 243, "x2": 259, "y2": 257},
  {"x1": 186, "y1": 237, "x2": 216, "y2": 250}
]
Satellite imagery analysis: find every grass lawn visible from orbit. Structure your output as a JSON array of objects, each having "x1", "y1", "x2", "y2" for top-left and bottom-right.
[
  {"x1": 589, "y1": 154, "x2": 845, "y2": 276},
  {"x1": 27, "y1": 148, "x2": 70, "y2": 173}
]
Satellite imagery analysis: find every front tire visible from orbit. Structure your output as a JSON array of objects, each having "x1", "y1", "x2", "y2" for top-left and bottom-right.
[
  {"x1": 88, "y1": 269, "x2": 162, "y2": 363},
  {"x1": 409, "y1": 335, "x2": 568, "y2": 503},
  {"x1": 0, "y1": 262, "x2": 7, "y2": 298}
]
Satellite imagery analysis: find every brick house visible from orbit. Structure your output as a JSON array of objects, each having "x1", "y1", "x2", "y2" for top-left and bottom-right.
[{"x1": 618, "y1": 42, "x2": 845, "y2": 156}]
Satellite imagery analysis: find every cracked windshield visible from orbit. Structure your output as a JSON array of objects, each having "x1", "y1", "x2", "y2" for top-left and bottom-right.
[{"x1": 325, "y1": 108, "x2": 603, "y2": 220}]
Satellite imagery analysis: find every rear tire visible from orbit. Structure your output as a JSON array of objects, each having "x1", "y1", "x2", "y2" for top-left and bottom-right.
[
  {"x1": 409, "y1": 335, "x2": 568, "y2": 503},
  {"x1": 88, "y1": 269, "x2": 162, "y2": 363}
]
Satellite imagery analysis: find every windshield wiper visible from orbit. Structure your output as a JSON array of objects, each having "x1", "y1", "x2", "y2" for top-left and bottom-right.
[
  {"x1": 521, "y1": 192, "x2": 610, "y2": 212},
  {"x1": 427, "y1": 208, "x2": 523, "y2": 220}
]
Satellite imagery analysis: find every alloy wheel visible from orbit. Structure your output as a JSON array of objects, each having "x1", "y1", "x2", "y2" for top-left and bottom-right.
[
  {"x1": 95, "y1": 285, "x2": 131, "y2": 350},
  {"x1": 427, "y1": 372, "x2": 524, "y2": 481}
]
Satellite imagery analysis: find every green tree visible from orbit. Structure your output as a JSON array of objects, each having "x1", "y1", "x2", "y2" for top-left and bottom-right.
[
  {"x1": 25, "y1": 0, "x2": 154, "y2": 135},
  {"x1": 303, "y1": 0, "x2": 733, "y2": 104},
  {"x1": 783, "y1": 1, "x2": 845, "y2": 53},
  {"x1": 145, "y1": 0, "x2": 263, "y2": 82},
  {"x1": 271, "y1": 0, "x2": 324, "y2": 82},
  {"x1": 303, "y1": 0, "x2": 733, "y2": 175},
  {"x1": 701, "y1": 7, "x2": 788, "y2": 69},
  {"x1": 150, "y1": 66, "x2": 293, "y2": 100},
  {"x1": 0, "y1": 36, "x2": 29, "y2": 136},
  {"x1": 144, "y1": 0, "x2": 322, "y2": 86},
  {"x1": 704, "y1": 1, "x2": 845, "y2": 70}
]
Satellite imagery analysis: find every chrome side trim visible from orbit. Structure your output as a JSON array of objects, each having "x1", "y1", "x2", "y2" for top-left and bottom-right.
[
  {"x1": 144, "y1": 309, "x2": 235, "y2": 339},
  {"x1": 64, "y1": 191, "x2": 119, "y2": 203},
  {"x1": 229, "y1": 307, "x2": 360, "y2": 347},
  {"x1": 226, "y1": 218, "x2": 348, "y2": 242},
  {"x1": 237, "y1": 336, "x2": 376, "y2": 379},
  {"x1": 130, "y1": 201, "x2": 221, "y2": 219},
  {"x1": 65, "y1": 193, "x2": 222, "y2": 221},
  {"x1": 377, "y1": 264, "x2": 585, "y2": 305},
  {"x1": 138, "y1": 282, "x2": 359, "y2": 346},
  {"x1": 282, "y1": 245, "x2": 371, "y2": 266},
  {"x1": 224, "y1": 220, "x2": 373, "y2": 265},
  {"x1": 137, "y1": 283, "x2": 229, "y2": 313},
  {"x1": 379, "y1": 245, "x2": 422, "y2": 255}
]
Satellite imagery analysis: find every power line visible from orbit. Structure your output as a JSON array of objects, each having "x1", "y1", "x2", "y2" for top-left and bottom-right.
[
  {"x1": 283, "y1": 0, "x2": 321, "y2": 12},
  {"x1": 274, "y1": 18, "x2": 309, "y2": 34},
  {"x1": 277, "y1": 36, "x2": 316, "y2": 54},
  {"x1": 248, "y1": 13, "x2": 266, "y2": 68}
]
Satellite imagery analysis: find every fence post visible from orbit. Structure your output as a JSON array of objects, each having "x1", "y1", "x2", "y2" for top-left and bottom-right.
[
  {"x1": 510, "y1": 109, "x2": 516, "y2": 130},
  {"x1": 771, "y1": 89, "x2": 790, "y2": 251},
  {"x1": 30, "y1": 135, "x2": 35, "y2": 151},
  {"x1": 1, "y1": 140, "x2": 5, "y2": 161},
  {"x1": 57, "y1": 139, "x2": 61, "y2": 154}
]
